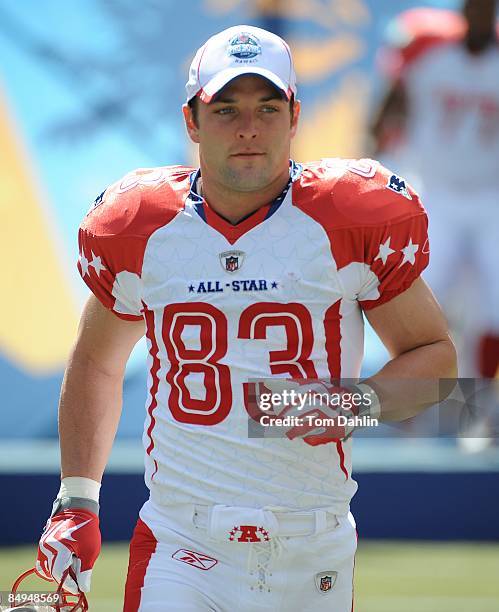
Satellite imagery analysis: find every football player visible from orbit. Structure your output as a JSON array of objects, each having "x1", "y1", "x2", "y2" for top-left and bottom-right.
[
  {"x1": 35, "y1": 25, "x2": 456, "y2": 611},
  {"x1": 371, "y1": 0, "x2": 499, "y2": 377}
]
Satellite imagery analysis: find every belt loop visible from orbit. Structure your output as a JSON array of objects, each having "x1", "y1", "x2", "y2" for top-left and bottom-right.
[
  {"x1": 263, "y1": 510, "x2": 280, "y2": 536},
  {"x1": 313, "y1": 510, "x2": 327, "y2": 535},
  {"x1": 192, "y1": 505, "x2": 199, "y2": 527}
]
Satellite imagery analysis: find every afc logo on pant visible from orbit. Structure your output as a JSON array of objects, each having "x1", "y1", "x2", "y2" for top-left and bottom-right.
[{"x1": 228, "y1": 525, "x2": 271, "y2": 542}]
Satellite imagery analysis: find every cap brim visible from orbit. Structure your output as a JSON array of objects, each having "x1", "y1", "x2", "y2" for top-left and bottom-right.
[{"x1": 198, "y1": 67, "x2": 293, "y2": 103}]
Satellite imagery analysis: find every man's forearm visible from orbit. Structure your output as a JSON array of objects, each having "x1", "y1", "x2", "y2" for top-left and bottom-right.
[
  {"x1": 59, "y1": 351, "x2": 124, "y2": 482},
  {"x1": 366, "y1": 337, "x2": 457, "y2": 422}
]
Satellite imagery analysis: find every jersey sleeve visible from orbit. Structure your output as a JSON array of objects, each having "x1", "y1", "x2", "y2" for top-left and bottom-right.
[
  {"x1": 77, "y1": 166, "x2": 190, "y2": 320},
  {"x1": 357, "y1": 211, "x2": 429, "y2": 310},
  {"x1": 312, "y1": 159, "x2": 430, "y2": 310},
  {"x1": 77, "y1": 178, "x2": 146, "y2": 321},
  {"x1": 292, "y1": 159, "x2": 430, "y2": 311},
  {"x1": 347, "y1": 163, "x2": 430, "y2": 309}
]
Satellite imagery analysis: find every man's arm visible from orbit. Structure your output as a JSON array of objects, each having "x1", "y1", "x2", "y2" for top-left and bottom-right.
[
  {"x1": 364, "y1": 277, "x2": 457, "y2": 421},
  {"x1": 59, "y1": 295, "x2": 145, "y2": 481},
  {"x1": 36, "y1": 296, "x2": 144, "y2": 592}
]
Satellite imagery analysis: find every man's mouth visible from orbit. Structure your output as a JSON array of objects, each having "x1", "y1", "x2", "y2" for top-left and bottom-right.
[{"x1": 230, "y1": 152, "x2": 266, "y2": 158}]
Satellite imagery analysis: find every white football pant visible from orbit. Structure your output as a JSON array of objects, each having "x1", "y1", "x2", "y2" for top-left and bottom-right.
[{"x1": 124, "y1": 499, "x2": 357, "y2": 611}]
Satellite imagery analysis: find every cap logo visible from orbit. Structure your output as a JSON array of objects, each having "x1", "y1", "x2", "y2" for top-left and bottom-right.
[{"x1": 228, "y1": 32, "x2": 261, "y2": 60}]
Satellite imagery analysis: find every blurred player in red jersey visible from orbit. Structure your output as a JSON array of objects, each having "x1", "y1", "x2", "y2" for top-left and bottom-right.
[
  {"x1": 371, "y1": 0, "x2": 499, "y2": 378},
  {"x1": 34, "y1": 25, "x2": 456, "y2": 611}
]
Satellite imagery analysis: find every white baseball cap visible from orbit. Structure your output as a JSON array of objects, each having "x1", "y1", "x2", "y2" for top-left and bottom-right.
[{"x1": 186, "y1": 25, "x2": 297, "y2": 103}]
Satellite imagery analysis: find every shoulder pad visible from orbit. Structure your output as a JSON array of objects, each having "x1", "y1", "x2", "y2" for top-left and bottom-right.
[
  {"x1": 294, "y1": 159, "x2": 425, "y2": 230},
  {"x1": 81, "y1": 165, "x2": 192, "y2": 238}
]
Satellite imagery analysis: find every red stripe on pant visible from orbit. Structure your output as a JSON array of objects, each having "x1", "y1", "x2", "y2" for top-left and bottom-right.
[
  {"x1": 336, "y1": 440, "x2": 349, "y2": 480},
  {"x1": 123, "y1": 518, "x2": 158, "y2": 612}
]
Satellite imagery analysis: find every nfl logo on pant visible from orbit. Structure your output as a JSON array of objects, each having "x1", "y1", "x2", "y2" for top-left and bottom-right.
[{"x1": 315, "y1": 571, "x2": 337, "y2": 594}]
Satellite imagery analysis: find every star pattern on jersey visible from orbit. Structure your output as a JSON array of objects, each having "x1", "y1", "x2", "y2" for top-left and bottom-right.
[
  {"x1": 372, "y1": 236, "x2": 421, "y2": 267},
  {"x1": 399, "y1": 238, "x2": 419, "y2": 266},
  {"x1": 89, "y1": 251, "x2": 106, "y2": 276},
  {"x1": 79, "y1": 252, "x2": 90, "y2": 277},
  {"x1": 374, "y1": 237, "x2": 396, "y2": 265},
  {"x1": 79, "y1": 248, "x2": 107, "y2": 277}
]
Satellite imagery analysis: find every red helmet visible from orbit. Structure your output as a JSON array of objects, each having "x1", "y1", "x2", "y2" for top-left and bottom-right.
[{"x1": 8, "y1": 567, "x2": 88, "y2": 611}]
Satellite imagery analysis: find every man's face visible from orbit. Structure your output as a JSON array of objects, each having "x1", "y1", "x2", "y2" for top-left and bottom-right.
[{"x1": 183, "y1": 75, "x2": 300, "y2": 193}]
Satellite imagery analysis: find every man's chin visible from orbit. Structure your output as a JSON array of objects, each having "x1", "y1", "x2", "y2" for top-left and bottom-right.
[
  {"x1": 223, "y1": 169, "x2": 272, "y2": 192},
  {"x1": 231, "y1": 178, "x2": 271, "y2": 192}
]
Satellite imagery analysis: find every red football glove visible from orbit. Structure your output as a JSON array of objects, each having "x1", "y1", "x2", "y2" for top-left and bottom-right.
[
  {"x1": 275, "y1": 380, "x2": 352, "y2": 445},
  {"x1": 259, "y1": 379, "x2": 378, "y2": 446},
  {"x1": 36, "y1": 508, "x2": 101, "y2": 594}
]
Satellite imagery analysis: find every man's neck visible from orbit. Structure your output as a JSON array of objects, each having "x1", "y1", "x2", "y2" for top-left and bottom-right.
[{"x1": 198, "y1": 167, "x2": 291, "y2": 225}]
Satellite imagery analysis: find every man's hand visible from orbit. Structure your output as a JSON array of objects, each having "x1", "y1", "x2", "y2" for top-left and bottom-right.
[
  {"x1": 36, "y1": 506, "x2": 101, "y2": 594},
  {"x1": 259, "y1": 379, "x2": 379, "y2": 446}
]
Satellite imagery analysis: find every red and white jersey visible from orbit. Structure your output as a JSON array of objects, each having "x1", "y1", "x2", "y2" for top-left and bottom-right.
[
  {"x1": 78, "y1": 160, "x2": 428, "y2": 513},
  {"x1": 382, "y1": 8, "x2": 499, "y2": 191}
]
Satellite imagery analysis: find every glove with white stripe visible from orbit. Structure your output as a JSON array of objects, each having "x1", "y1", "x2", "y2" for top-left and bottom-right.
[
  {"x1": 260, "y1": 379, "x2": 381, "y2": 445},
  {"x1": 36, "y1": 478, "x2": 101, "y2": 594}
]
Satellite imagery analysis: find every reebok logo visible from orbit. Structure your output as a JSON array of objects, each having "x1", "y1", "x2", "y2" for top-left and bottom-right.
[{"x1": 172, "y1": 549, "x2": 218, "y2": 571}]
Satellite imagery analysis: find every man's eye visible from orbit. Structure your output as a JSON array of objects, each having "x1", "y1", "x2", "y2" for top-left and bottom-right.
[
  {"x1": 215, "y1": 107, "x2": 234, "y2": 115},
  {"x1": 261, "y1": 106, "x2": 279, "y2": 113}
]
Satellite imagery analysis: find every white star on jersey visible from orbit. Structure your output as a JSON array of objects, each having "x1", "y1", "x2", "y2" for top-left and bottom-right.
[
  {"x1": 89, "y1": 251, "x2": 106, "y2": 276},
  {"x1": 374, "y1": 237, "x2": 396, "y2": 265},
  {"x1": 400, "y1": 238, "x2": 419, "y2": 266},
  {"x1": 79, "y1": 250, "x2": 106, "y2": 277},
  {"x1": 79, "y1": 252, "x2": 90, "y2": 277}
]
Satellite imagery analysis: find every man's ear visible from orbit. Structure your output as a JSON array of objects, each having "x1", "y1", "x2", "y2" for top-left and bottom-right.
[
  {"x1": 290, "y1": 99, "x2": 301, "y2": 138},
  {"x1": 182, "y1": 103, "x2": 200, "y2": 144}
]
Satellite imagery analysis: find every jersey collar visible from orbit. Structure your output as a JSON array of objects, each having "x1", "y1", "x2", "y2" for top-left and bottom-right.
[{"x1": 188, "y1": 159, "x2": 302, "y2": 228}]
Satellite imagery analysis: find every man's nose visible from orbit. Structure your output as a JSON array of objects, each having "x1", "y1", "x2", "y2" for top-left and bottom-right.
[{"x1": 236, "y1": 111, "x2": 258, "y2": 139}]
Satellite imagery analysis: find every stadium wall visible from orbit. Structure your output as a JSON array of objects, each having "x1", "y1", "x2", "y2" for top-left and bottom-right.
[{"x1": 2, "y1": 471, "x2": 498, "y2": 545}]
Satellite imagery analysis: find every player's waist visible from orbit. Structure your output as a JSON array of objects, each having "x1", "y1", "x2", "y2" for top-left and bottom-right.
[
  {"x1": 195, "y1": 504, "x2": 341, "y2": 538},
  {"x1": 147, "y1": 498, "x2": 344, "y2": 539}
]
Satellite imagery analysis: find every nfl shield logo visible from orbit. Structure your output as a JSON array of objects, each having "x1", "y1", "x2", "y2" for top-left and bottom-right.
[
  {"x1": 315, "y1": 571, "x2": 337, "y2": 594},
  {"x1": 219, "y1": 250, "x2": 245, "y2": 273},
  {"x1": 386, "y1": 173, "x2": 412, "y2": 200}
]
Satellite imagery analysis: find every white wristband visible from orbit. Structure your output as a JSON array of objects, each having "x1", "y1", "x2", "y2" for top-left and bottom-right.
[
  {"x1": 58, "y1": 477, "x2": 101, "y2": 503},
  {"x1": 356, "y1": 383, "x2": 381, "y2": 420}
]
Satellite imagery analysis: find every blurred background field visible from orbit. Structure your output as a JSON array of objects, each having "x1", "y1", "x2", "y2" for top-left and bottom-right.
[
  {"x1": 1, "y1": 1, "x2": 498, "y2": 610},
  {"x1": 2, "y1": 541, "x2": 499, "y2": 612}
]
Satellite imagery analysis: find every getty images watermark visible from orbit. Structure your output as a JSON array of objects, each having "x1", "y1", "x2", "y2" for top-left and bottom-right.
[
  {"x1": 246, "y1": 379, "x2": 381, "y2": 443},
  {"x1": 245, "y1": 378, "x2": 499, "y2": 441},
  {"x1": 257, "y1": 383, "x2": 378, "y2": 429}
]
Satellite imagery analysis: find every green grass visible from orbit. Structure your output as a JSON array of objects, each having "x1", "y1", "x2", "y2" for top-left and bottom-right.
[
  {"x1": 1, "y1": 541, "x2": 498, "y2": 611},
  {"x1": 354, "y1": 542, "x2": 499, "y2": 612}
]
